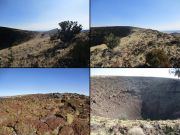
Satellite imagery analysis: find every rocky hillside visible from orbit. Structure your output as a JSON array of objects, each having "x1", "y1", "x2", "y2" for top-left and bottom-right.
[
  {"x1": 0, "y1": 27, "x2": 89, "y2": 67},
  {"x1": 91, "y1": 76, "x2": 180, "y2": 135},
  {"x1": 91, "y1": 76, "x2": 180, "y2": 120},
  {"x1": 91, "y1": 26, "x2": 180, "y2": 67},
  {"x1": 0, "y1": 27, "x2": 37, "y2": 50},
  {"x1": 0, "y1": 93, "x2": 90, "y2": 135},
  {"x1": 91, "y1": 116, "x2": 180, "y2": 135}
]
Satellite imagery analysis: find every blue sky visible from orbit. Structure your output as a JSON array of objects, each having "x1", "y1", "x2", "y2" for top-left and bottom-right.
[
  {"x1": 91, "y1": 0, "x2": 180, "y2": 30},
  {"x1": 91, "y1": 68, "x2": 178, "y2": 79},
  {"x1": 0, "y1": 0, "x2": 89, "y2": 30},
  {"x1": 0, "y1": 68, "x2": 89, "y2": 96}
]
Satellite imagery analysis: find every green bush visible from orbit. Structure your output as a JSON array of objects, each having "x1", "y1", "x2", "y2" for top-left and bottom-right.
[
  {"x1": 70, "y1": 39, "x2": 89, "y2": 67},
  {"x1": 104, "y1": 33, "x2": 120, "y2": 49},
  {"x1": 146, "y1": 49, "x2": 170, "y2": 67},
  {"x1": 58, "y1": 21, "x2": 82, "y2": 42}
]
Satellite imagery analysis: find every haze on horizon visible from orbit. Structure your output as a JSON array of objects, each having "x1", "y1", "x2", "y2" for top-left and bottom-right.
[
  {"x1": 91, "y1": 68, "x2": 178, "y2": 79},
  {"x1": 0, "y1": 68, "x2": 89, "y2": 97},
  {"x1": 91, "y1": 0, "x2": 180, "y2": 31},
  {"x1": 0, "y1": 0, "x2": 89, "y2": 31}
]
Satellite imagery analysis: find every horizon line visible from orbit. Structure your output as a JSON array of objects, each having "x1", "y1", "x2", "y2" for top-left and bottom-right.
[
  {"x1": 0, "y1": 92, "x2": 89, "y2": 97},
  {"x1": 91, "y1": 75, "x2": 178, "y2": 79},
  {"x1": 91, "y1": 25, "x2": 180, "y2": 32}
]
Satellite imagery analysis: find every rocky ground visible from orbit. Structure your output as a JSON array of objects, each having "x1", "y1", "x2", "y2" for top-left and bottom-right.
[
  {"x1": 0, "y1": 93, "x2": 90, "y2": 135},
  {"x1": 91, "y1": 26, "x2": 180, "y2": 67},
  {"x1": 91, "y1": 116, "x2": 180, "y2": 135},
  {"x1": 0, "y1": 27, "x2": 89, "y2": 67}
]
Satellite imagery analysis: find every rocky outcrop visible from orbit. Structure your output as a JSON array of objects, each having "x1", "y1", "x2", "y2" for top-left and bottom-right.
[
  {"x1": 91, "y1": 116, "x2": 180, "y2": 135},
  {"x1": 0, "y1": 93, "x2": 90, "y2": 135}
]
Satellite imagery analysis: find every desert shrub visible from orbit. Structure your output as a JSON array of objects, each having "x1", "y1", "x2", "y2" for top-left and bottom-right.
[
  {"x1": 148, "y1": 41, "x2": 154, "y2": 46},
  {"x1": 104, "y1": 33, "x2": 120, "y2": 49},
  {"x1": 170, "y1": 40, "x2": 180, "y2": 45},
  {"x1": 70, "y1": 39, "x2": 89, "y2": 67},
  {"x1": 163, "y1": 126, "x2": 174, "y2": 134},
  {"x1": 58, "y1": 21, "x2": 82, "y2": 42},
  {"x1": 41, "y1": 33, "x2": 45, "y2": 37},
  {"x1": 50, "y1": 33, "x2": 58, "y2": 41},
  {"x1": 145, "y1": 49, "x2": 170, "y2": 67}
]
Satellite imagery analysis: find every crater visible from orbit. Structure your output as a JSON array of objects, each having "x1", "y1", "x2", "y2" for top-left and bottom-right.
[{"x1": 91, "y1": 76, "x2": 180, "y2": 120}]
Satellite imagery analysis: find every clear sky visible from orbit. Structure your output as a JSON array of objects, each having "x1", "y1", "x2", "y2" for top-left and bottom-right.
[
  {"x1": 0, "y1": 0, "x2": 89, "y2": 30},
  {"x1": 91, "y1": 0, "x2": 180, "y2": 31},
  {"x1": 91, "y1": 68, "x2": 178, "y2": 79},
  {"x1": 0, "y1": 68, "x2": 89, "y2": 96}
]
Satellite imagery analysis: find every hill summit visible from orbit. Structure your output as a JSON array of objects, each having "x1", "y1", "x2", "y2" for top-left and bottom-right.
[{"x1": 91, "y1": 26, "x2": 180, "y2": 67}]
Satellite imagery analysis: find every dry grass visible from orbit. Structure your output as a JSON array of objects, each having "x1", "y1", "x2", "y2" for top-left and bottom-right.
[{"x1": 0, "y1": 31, "x2": 89, "y2": 67}]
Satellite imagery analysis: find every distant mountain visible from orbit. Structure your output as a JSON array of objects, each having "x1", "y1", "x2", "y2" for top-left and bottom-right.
[
  {"x1": 162, "y1": 30, "x2": 180, "y2": 33},
  {"x1": 43, "y1": 28, "x2": 59, "y2": 36}
]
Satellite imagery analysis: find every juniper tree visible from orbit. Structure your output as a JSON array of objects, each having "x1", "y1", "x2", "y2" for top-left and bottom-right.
[{"x1": 58, "y1": 21, "x2": 82, "y2": 42}]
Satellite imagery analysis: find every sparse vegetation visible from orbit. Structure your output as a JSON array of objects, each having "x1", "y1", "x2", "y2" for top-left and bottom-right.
[
  {"x1": 145, "y1": 49, "x2": 170, "y2": 67},
  {"x1": 70, "y1": 38, "x2": 89, "y2": 67},
  {"x1": 91, "y1": 116, "x2": 180, "y2": 135},
  {"x1": 91, "y1": 26, "x2": 180, "y2": 67},
  {"x1": 58, "y1": 21, "x2": 82, "y2": 42},
  {"x1": 104, "y1": 33, "x2": 120, "y2": 49},
  {"x1": 0, "y1": 24, "x2": 88, "y2": 67}
]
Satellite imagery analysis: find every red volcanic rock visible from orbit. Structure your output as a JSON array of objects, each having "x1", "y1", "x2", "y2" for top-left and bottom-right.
[
  {"x1": 59, "y1": 126, "x2": 74, "y2": 135},
  {"x1": 0, "y1": 93, "x2": 89, "y2": 135},
  {"x1": 44, "y1": 115, "x2": 66, "y2": 129},
  {"x1": 37, "y1": 124, "x2": 50, "y2": 134}
]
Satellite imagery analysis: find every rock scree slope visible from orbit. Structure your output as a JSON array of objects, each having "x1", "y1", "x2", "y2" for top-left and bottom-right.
[
  {"x1": 91, "y1": 76, "x2": 180, "y2": 120},
  {"x1": 91, "y1": 76, "x2": 180, "y2": 135},
  {"x1": 0, "y1": 93, "x2": 90, "y2": 135}
]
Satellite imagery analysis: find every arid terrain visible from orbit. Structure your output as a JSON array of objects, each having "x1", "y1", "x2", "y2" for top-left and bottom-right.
[
  {"x1": 0, "y1": 93, "x2": 90, "y2": 135},
  {"x1": 91, "y1": 76, "x2": 180, "y2": 135},
  {"x1": 0, "y1": 27, "x2": 89, "y2": 67},
  {"x1": 90, "y1": 26, "x2": 180, "y2": 67}
]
